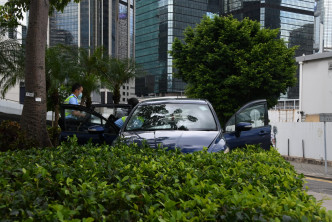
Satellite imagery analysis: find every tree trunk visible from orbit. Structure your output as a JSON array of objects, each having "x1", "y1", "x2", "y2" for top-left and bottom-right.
[
  {"x1": 54, "y1": 104, "x2": 59, "y2": 128},
  {"x1": 86, "y1": 95, "x2": 92, "y2": 108},
  {"x1": 113, "y1": 84, "x2": 121, "y2": 104},
  {"x1": 20, "y1": 0, "x2": 52, "y2": 148}
]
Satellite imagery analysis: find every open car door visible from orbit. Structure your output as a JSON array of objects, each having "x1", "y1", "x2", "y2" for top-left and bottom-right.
[
  {"x1": 59, "y1": 104, "x2": 132, "y2": 145},
  {"x1": 223, "y1": 100, "x2": 271, "y2": 150}
]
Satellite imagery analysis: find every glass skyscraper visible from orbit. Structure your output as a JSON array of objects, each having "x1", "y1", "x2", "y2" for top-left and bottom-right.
[
  {"x1": 48, "y1": 0, "x2": 136, "y2": 103},
  {"x1": 135, "y1": 0, "x2": 314, "y2": 98},
  {"x1": 222, "y1": 0, "x2": 315, "y2": 57},
  {"x1": 135, "y1": 0, "x2": 221, "y2": 96},
  {"x1": 49, "y1": 0, "x2": 134, "y2": 57},
  {"x1": 222, "y1": 0, "x2": 315, "y2": 99},
  {"x1": 314, "y1": 0, "x2": 332, "y2": 52}
]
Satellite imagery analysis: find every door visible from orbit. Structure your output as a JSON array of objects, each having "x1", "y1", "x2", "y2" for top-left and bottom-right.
[
  {"x1": 223, "y1": 100, "x2": 271, "y2": 150},
  {"x1": 60, "y1": 105, "x2": 118, "y2": 145}
]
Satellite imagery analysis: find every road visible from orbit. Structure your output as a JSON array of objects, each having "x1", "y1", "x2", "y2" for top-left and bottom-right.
[{"x1": 305, "y1": 177, "x2": 332, "y2": 211}]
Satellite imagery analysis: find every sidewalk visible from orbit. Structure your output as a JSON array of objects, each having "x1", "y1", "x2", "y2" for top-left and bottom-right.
[{"x1": 289, "y1": 161, "x2": 332, "y2": 180}]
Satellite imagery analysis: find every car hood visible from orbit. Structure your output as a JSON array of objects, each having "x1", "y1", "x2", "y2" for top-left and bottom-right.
[{"x1": 121, "y1": 131, "x2": 219, "y2": 153}]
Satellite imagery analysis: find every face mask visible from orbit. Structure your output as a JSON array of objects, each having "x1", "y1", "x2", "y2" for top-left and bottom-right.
[{"x1": 78, "y1": 93, "x2": 83, "y2": 100}]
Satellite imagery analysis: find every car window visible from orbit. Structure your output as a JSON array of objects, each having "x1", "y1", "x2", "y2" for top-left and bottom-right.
[
  {"x1": 63, "y1": 107, "x2": 104, "y2": 132},
  {"x1": 225, "y1": 103, "x2": 265, "y2": 132},
  {"x1": 93, "y1": 107, "x2": 130, "y2": 120},
  {"x1": 125, "y1": 103, "x2": 217, "y2": 131}
]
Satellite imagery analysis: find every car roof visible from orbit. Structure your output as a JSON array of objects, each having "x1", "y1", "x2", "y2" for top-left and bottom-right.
[{"x1": 138, "y1": 98, "x2": 209, "y2": 105}]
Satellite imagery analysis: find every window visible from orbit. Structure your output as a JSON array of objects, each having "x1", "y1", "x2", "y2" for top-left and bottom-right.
[
  {"x1": 63, "y1": 108, "x2": 104, "y2": 132},
  {"x1": 225, "y1": 103, "x2": 266, "y2": 132},
  {"x1": 125, "y1": 103, "x2": 217, "y2": 131}
]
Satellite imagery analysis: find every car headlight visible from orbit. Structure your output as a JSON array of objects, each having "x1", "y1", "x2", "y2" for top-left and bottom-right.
[{"x1": 208, "y1": 133, "x2": 228, "y2": 153}]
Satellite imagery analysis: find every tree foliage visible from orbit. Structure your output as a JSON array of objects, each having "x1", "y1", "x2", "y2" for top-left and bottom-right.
[
  {"x1": 99, "y1": 57, "x2": 144, "y2": 104},
  {"x1": 0, "y1": 28, "x2": 25, "y2": 98},
  {"x1": 0, "y1": 0, "x2": 81, "y2": 148},
  {"x1": 0, "y1": 0, "x2": 80, "y2": 27},
  {"x1": 45, "y1": 45, "x2": 72, "y2": 128},
  {"x1": 60, "y1": 45, "x2": 103, "y2": 107},
  {"x1": 170, "y1": 16, "x2": 297, "y2": 125}
]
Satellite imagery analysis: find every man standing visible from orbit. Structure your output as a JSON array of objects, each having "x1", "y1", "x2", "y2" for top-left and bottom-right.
[
  {"x1": 64, "y1": 83, "x2": 83, "y2": 105},
  {"x1": 64, "y1": 83, "x2": 85, "y2": 118}
]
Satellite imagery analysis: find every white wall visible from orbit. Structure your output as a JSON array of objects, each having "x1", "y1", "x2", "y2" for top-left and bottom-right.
[
  {"x1": 302, "y1": 59, "x2": 332, "y2": 115},
  {"x1": 2, "y1": 84, "x2": 20, "y2": 102},
  {"x1": 269, "y1": 110, "x2": 300, "y2": 123},
  {"x1": 272, "y1": 122, "x2": 332, "y2": 161},
  {"x1": 0, "y1": 99, "x2": 54, "y2": 121}
]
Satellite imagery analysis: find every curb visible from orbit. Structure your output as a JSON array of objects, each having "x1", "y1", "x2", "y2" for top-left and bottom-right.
[
  {"x1": 282, "y1": 155, "x2": 332, "y2": 167},
  {"x1": 302, "y1": 174, "x2": 332, "y2": 182}
]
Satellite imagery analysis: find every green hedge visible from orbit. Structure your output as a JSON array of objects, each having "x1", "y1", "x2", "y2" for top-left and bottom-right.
[{"x1": 0, "y1": 137, "x2": 330, "y2": 221}]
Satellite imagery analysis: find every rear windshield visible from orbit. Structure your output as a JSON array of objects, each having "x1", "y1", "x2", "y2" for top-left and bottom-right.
[{"x1": 125, "y1": 103, "x2": 217, "y2": 131}]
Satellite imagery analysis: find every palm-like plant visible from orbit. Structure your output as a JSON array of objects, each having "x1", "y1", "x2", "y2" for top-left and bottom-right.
[
  {"x1": 0, "y1": 29, "x2": 25, "y2": 98},
  {"x1": 100, "y1": 57, "x2": 144, "y2": 104},
  {"x1": 45, "y1": 45, "x2": 73, "y2": 128},
  {"x1": 61, "y1": 45, "x2": 103, "y2": 107}
]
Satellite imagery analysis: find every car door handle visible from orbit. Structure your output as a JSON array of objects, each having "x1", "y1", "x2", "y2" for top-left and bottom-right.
[{"x1": 259, "y1": 131, "x2": 269, "y2": 136}]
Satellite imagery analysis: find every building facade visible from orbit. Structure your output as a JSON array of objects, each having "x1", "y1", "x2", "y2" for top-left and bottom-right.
[
  {"x1": 135, "y1": 0, "x2": 222, "y2": 97},
  {"x1": 314, "y1": 0, "x2": 332, "y2": 52},
  {"x1": 0, "y1": 0, "x2": 27, "y2": 104},
  {"x1": 48, "y1": 0, "x2": 135, "y2": 104},
  {"x1": 135, "y1": 0, "x2": 315, "y2": 98},
  {"x1": 296, "y1": 52, "x2": 332, "y2": 120},
  {"x1": 222, "y1": 0, "x2": 315, "y2": 99}
]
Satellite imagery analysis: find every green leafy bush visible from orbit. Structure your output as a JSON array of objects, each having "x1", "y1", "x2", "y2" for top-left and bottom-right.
[
  {"x1": 0, "y1": 138, "x2": 330, "y2": 221},
  {"x1": 47, "y1": 126, "x2": 61, "y2": 147},
  {"x1": 0, "y1": 120, "x2": 37, "y2": 152}
]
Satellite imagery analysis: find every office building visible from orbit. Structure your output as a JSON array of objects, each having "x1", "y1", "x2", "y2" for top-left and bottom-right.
[
  {"x1": 314, "y1": 0, "x2": 332, "y2": 52},
  {"x1": 0, "y1": 0, "x2": 27, "y2": 104},
  {"x1": 48, "y1": 0, "x2": 135, "y2": 103},
  {"x1": 222, "y1": 0, "x2": 315, "y2": 99},
  {"x1": 135, "y1": 0, "x2": 315, "y2": 98},
  {"x1": 135, "y1": 0, "x2": 222, "y2": 96}
]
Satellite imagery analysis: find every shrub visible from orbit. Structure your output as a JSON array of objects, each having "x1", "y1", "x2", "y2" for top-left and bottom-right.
[
  {"x1": 0, "y1": 138, "x2": 331, "y2": 221},
  {"x1": 47, "y1": 126, "x2": 61, "y2": 147},
  {"x1": 0, "y1": 120, "x2": 36, "y2": 152}
]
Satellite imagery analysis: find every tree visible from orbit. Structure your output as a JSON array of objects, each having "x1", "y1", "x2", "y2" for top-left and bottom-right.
[
  {"x1": 100, "y1": 57, "x2": 144, "y2": 104},
  {"x1": 0, "y1": 28, "x2": 24, "y2": 98},
  {"x1": 61, "y1": 45, "x2": 103, "y2": 107},
  {"x1": 170, "y1": 16, "x2": 297, "y2": 125},
  {"x1": 0, "y1": 0, "x2": 80, "y2": 147},
  {"x1": 45, "y1": 45, "x2": 71, "y2": 128}
]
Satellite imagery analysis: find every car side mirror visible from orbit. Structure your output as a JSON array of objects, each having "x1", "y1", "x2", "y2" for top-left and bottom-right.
[
  {"x1": 88, "y1": 125, "x2": 105, "y2": 134},
  {"x1": 235, "y1": 122, "x2": 252, "y2": 132}
]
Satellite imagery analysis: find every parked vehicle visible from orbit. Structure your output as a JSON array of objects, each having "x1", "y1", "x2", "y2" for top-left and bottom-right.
[
  {"x1": 59, "y1": 104, "x2": 132, "y2": 145},
  {"x1": 59, "y1": 99, "x2": 271, "y2": 151}
]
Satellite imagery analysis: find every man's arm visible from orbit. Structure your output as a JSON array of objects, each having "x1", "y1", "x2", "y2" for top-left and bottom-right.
[{"x1": 72, "y1": 110, "x2": 85, "y2": 118}]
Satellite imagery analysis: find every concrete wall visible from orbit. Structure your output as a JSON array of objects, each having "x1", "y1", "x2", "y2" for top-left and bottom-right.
[
  {"x1": 0, "y1": 99, "x2": 54, "y2": 121},
  {"x1": 2, "y1": 84, "x2": 20, "y2": 102},
  {"x1": 272, "y1": 122, "x2": 332, "y2": 161},
  {"x1": 269, "y1": 109, "x2": 300, "y2": 122},
  {"x1": 301, "y1": 58, "x2": 332, "y2": 115}
]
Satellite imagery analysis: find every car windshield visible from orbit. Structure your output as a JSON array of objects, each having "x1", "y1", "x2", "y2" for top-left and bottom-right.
[{"x1": 124, "y1": 103, "x2": 217, "y2": 131}]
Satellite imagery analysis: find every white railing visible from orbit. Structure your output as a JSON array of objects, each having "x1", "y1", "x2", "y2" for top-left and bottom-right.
[{"x1": 271, "y1": 99, "x2": 299, "y2": 110}]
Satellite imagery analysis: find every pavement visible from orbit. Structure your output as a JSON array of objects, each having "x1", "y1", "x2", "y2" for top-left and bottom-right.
[
  {"x1": 288, "y1": 160, "x2": 332, "y2": 211},
  {"x1": 289, "y1": 161, "x2": 332, "y2": 180}
]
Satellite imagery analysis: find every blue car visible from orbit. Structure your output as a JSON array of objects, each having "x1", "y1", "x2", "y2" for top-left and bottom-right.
[{"x1": 60, "y1": 99, "x2": 271, "y2": 152}]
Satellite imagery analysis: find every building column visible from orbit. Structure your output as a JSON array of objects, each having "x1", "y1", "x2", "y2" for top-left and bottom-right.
[{"x1": 299, "y1": 61, "x2": 303, "y2": 121}]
